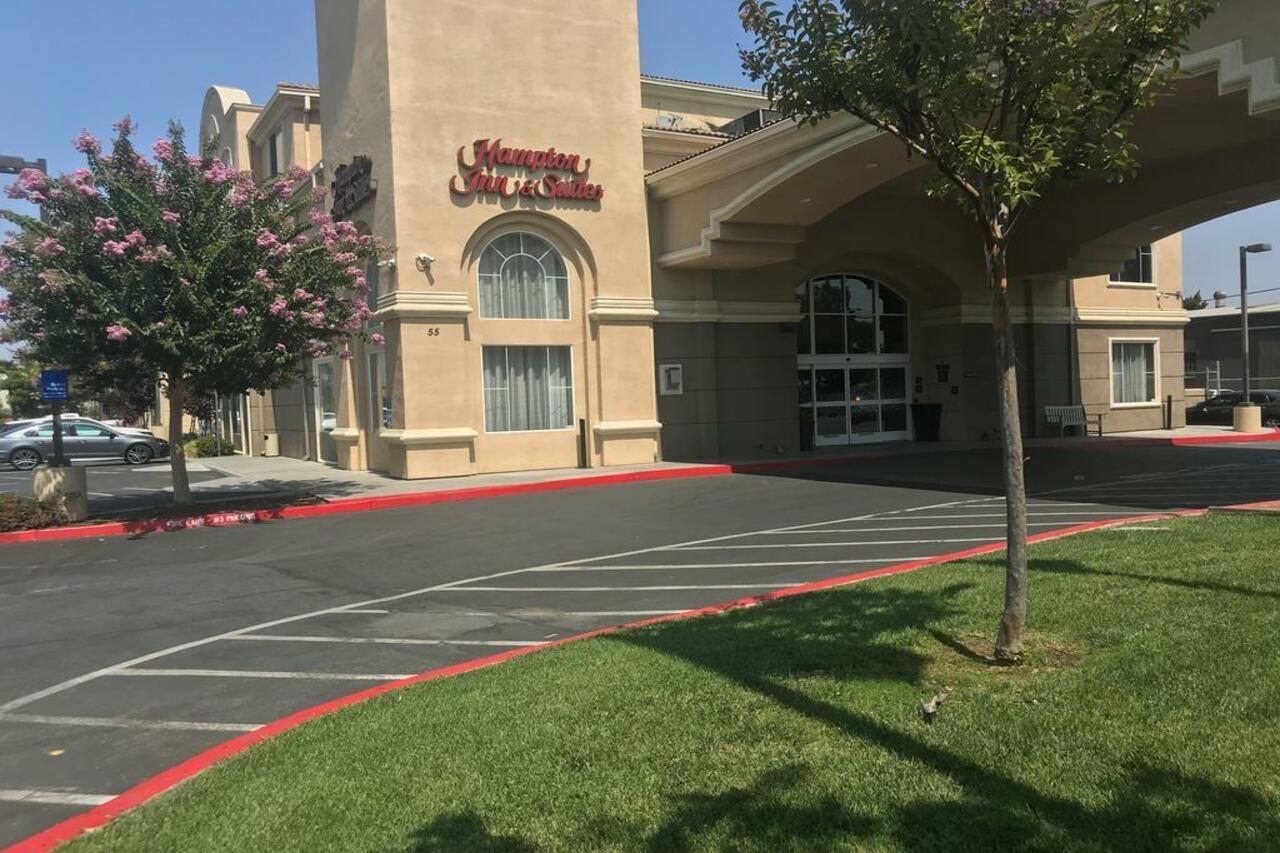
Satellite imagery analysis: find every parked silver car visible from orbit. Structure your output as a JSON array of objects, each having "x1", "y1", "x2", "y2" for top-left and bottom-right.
[{"x1": 0, "y1": 422, "x2": 170, "y2": 470}]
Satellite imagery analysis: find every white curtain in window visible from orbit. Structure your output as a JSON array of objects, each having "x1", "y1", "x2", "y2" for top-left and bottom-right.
[
  {"x1": 483, "y1": 346, "x2": 573, "y2": 431},
  {"x1": 1113, "y1": 343, "x2": 1155, "y2": 404},
  {"x1": 478, "y1": 233, "x2": 568, "y2": 319}
]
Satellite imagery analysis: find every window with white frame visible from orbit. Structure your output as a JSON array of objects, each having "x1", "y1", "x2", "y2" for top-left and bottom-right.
[
  {"x1": 1112, "y1": 341, "x2": 1158, "y2": 405},
  {"x1": 367, "y1": 350, "x2": 392, "y2": 431},
  {"x1": 482, "y1": 346, "x2": 573, "y2": 432},
  {"x1": 1110, "y1": 245, "x2": 1154, "y2": 285},
  {"x1": 478, "y1": 233, "x2": 569, "y2": 319}
]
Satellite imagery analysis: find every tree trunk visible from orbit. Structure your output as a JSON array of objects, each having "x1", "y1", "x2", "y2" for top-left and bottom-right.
[
  {"x1": 987, "y1": 241, "x2": 1029, "y2": 663},
  {"x1": 166, "y1": 376, "x2": 192, "y2": 506}
]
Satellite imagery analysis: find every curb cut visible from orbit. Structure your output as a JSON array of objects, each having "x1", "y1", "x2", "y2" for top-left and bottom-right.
[{"x1": 2, "y1": 507, "x2": 1204, "y2": 853}]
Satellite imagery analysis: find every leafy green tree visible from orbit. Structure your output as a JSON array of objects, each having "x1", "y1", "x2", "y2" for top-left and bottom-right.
[
  {"x1": 0, "y1": 360, "x2": 40, "y2": 419},
  {"x1": 0, "y1": 120, "x2": 383, "y2": 503},
  {"x1": 1183, "y1": 290, "x2": 1207, "y2": 311},
  {"x1": 740, "y1": 0, "x2": 1215, "y2": 660}
]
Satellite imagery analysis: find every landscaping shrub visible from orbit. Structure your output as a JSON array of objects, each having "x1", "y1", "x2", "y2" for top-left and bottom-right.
[
  {"x1": 0, "y1": 493, "x2": 69, "y2": 532},
  {"x1": 183, "y1": 435, "x2": 237, "y2": 458}
]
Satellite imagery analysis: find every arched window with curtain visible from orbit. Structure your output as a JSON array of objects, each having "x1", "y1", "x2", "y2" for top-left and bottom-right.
[{"x1": 477, "y1": 232, "x2": 570, "y2": 319}]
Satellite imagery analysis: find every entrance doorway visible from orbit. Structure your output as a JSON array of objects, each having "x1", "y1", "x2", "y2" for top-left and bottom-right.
[
  {"x1": 313, "y1": 357, "x2": 339, "y2": 465},
  {"x1": 797, "y1": 274, "x2": 910, "y2": 448}
]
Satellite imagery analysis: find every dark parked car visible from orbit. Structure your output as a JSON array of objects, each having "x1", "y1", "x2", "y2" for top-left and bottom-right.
[
  {"x1": 0, "y1": 422, "x2": 170, "y2": 471},
  {"x1": 1186, "y1": 390, "x2": 1280, "y2": 426}
]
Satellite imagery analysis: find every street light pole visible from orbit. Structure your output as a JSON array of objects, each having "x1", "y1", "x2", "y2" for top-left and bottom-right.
[{"x1": 1238, "y1": 243, "x2": 1272, "y2": 430}]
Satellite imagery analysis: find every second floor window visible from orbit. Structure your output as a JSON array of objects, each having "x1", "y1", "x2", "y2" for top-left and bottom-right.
[
  {"x1": 1111, "y1": 245, "x2": 1154, "y2": 285},
  {"x1": 268, "y1": 131, "x2": 283, "y2": 177},
  {"x1": 478, "y1": 233, "x2": 569, "y2": 319}
]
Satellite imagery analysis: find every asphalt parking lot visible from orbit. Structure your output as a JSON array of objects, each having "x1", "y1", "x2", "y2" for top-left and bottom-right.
[{"x1": 1, "y1": 442, "x2": 1278, "y2": 846}]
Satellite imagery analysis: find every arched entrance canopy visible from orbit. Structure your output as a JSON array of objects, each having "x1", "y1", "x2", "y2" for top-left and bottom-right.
[{"x1": 647, "y1": 0, "x2": 1280, "y2": 280}]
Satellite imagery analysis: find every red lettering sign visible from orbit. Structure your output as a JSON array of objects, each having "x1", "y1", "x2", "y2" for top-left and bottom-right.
[{"x1": 450, "y1": 138, "x2": 605, "y2": 206}]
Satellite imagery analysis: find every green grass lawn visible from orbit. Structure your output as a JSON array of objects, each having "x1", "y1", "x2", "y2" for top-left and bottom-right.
[{"x1": 68, "y1": 513, "x2": 1280, "y2": 852}]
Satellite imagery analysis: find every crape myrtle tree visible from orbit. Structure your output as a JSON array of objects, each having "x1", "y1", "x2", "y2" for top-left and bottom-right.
[
  {"x1": 0, "y1": 119, "x2": 384, "y2": 505},
  {"x1": 739, "y1": 0, "x2": 1215, "y2": 660}
]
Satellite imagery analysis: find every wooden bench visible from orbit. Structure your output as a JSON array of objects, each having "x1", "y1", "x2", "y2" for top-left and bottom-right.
[{"x1": 1043, "y1": 405, "x2": 1104, "y2": 438}]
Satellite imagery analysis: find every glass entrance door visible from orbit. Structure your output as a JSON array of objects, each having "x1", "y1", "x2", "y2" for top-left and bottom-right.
[{"x1": 797, "y1": 275, "x2": 911, "y2": 449}]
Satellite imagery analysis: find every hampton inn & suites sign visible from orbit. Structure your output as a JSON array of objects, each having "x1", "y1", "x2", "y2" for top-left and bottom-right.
[{"x1": 450, "y1": 138, "x2": 605, "y2": 204}]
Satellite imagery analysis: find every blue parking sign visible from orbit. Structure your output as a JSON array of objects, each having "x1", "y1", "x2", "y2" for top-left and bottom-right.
[{"x1": 39, "y1": 369, "x2": 70, "y2": 401}]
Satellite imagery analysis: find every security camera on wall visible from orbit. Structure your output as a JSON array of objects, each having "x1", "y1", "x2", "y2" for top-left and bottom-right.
[{"x1": 414, "y1": 253, "x2": 435, "y2": 272}]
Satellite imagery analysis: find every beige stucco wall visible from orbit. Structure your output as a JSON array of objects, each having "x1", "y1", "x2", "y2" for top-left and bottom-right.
[{"x1": 315, "y1": 0, "x2": 659, "y2": 478}]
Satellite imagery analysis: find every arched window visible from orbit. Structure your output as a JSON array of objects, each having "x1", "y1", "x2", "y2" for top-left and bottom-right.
[{"x1": 477, "y1": 232, "x2": 569, "y2": 319}]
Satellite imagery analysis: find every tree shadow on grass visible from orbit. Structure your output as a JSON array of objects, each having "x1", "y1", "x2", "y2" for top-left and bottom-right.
[
  {"x1": 605, "y1": 580, "x2": 1280, "y2": 851},
  {"x1": 1032, "y1": 559, "x2": 1280, "y2": 601},
  {"x1": 410, "y1": 811, "x2": 540, "y2": 853}
]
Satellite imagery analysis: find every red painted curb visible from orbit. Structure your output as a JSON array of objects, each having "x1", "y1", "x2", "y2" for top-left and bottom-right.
[
  {"x1": 0, "y1": 451, "x2": 914, "y2": 547},
  {"x1": 3, "y1": 433, "x2": 1272, "y2": 547},
  {"x1": 3, "y1": 507, "x2": 1204, "y2": 853}
]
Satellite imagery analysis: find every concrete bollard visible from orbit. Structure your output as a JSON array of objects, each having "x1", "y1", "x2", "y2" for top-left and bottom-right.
[
  {"x1": 33, "y1": 466, "x2": 89, "y2": 522},
  {"x1": 1232, "y1": 404, "x2": 1265, "y2": 434}
]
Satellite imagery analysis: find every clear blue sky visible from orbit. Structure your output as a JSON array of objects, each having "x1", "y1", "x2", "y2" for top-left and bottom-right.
[{"x1": 3, "y1": 0, "x2": 1278, "y2": 304}]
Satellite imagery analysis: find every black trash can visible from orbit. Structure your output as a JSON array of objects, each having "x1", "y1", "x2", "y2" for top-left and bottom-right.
[{"x1": 911, "y1": 403, "x2": 943, "y2": 442}]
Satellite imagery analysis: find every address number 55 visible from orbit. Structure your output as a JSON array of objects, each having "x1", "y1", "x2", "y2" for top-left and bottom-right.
[{"x1": 427, "y1": 328, "x2": 441, "y2": 336}]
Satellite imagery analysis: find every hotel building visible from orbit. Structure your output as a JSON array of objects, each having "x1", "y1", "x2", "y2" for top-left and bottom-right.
[{"x1": 190, "y1": 0, "x2": 1280, "y2": 479}]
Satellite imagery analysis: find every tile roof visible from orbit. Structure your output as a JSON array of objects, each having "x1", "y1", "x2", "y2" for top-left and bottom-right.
[{"x1": 641, "y1": 74, "x2": 765, "y2": 97}]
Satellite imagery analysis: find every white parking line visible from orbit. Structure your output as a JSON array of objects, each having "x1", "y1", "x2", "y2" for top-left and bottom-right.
[
  {"x1": 338, "y1": 609, "x2": 390, "y2": 615},
  {"x1": 445, "y1": 584, "x2": 803, "y2": 592},
  {"x1": 676, "y1": 539, "x2": 995, "y2": 550},
  {"x1": 229, "y1": 634, "x2": 544, "y2": 648},
  {"x1": 0, "y1": 789, "x2": 116, "y2": 807},
  {"x1": 0, "y1": 494, "x2": 1075, "y2": 714},
  {"x1": 767, "y1": 523, "x2": 1069, "y2": 534},
  {"x1": 531, "y1": 558, "x2": 921, "y2": 571},
  {"x1": 109, "y1": 668, "x2": 413, "y2": 681},
  {"x1": 0, "y1": 713, "x2": 261, "y2": 733}
]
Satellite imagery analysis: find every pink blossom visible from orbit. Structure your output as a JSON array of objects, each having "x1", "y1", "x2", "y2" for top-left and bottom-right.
[
  {"x1": 269, "y1": 296, "x2": 291, "y2": 318},
  {"x1": 290, "y1": 234, "x2": 310, "y2": 246},
  {"x1": 287, "y1": 165, "x2": 311, "y2": 182},
  {"x1": 274, "y1": 342, "x2": 287, "y2": 353},
  {"x1": 0, "y1": 297, "x2": 12, "y2": 317},
  {"x1": 105, "y1": 324, "x2": 132, "y2": 342},
  {"x1": 113, "y1": 115, "x2": 136, "y2": 136},
  {"x1": 93, "y1": 216, "x2": 119, "y2": 235},
  {"x1": 331, "y1": 252, "x2": 357, "y2": 265},
  {"x1": 255, "y1": 229, "x2": 280, "y2": 249},
  {"x1": 73, "y1": 130, "x2": 102, "y2": 155},
  {"x1": 187, "y1": 155, "x2": 203, "y2": 168},
  {"x1": 38, "y1": 269, "x2": 64, "y2": 293},
  {"x1": 232, "y1": 305, "x2": 248, "y2": 318},
  {"x1": 344, "y1": 265, "x2": 363, "y2": 278},
  {"x1": 153, "y1": 139, "x2": 174, "y2": 162},
  {"x1": 5, "y1": 168, "x2": 48, "y2": 201},
  {"x1": 75, "y1": 183, "x2": 100, "y2": 198},
  {"x1": 0, "y1": 256, "x2": 10, "y2": 275},
  {"x1": 353, "y1": 276, "x2": 368, "y2": 290},
  {"x1": 33, "y1": 238, "x2": 65, "y2": 258},
  {"x1": 70, "y1": 168, "x2": 93, "y2": 184},
  {"x1": 370, "y1": 332, "x2": 386, "y2": 345},
  {"x1": 309, "y1": 209, "x2": 332, "y2": 227},
  {"x1": 336, "y1": 221, "x2": 358, "y2": 240},
  {"x1": 202, "y1": 160, "x2": 236, "y2": 185},
  {"x1": 102, "y1": 240, "x2": 129, "y2": 258},
  {"x1": 311, "y1": 297, "x2": 327, "y2": 309},
  {"x1": 161, "y1": 210, "x2": 181, "y2": 224},
  {"x1": 254, "y1": 268, "x2": 271, "y2": 282},
  {"x1": 274, "y1": 180, "x2": 295, "y2": 199},
  {"x1": 293, "y1": 288, "x2": 312, "y2": 301},
  {"x1": 124, "y1": 230, "x2": 147, "y2": 248},
  {"x1": 268, "y1": 242, "x2": 292, "y2": 259}
]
